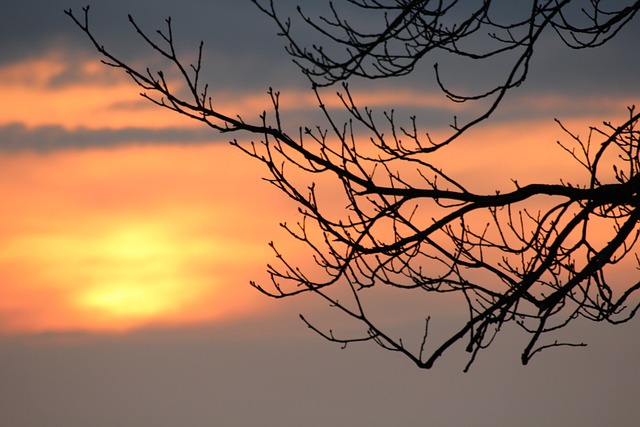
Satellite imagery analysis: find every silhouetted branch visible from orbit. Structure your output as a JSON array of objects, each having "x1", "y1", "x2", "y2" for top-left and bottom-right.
[{"x1": 66, "y1": 1, "x2": 640, "y2": 370}]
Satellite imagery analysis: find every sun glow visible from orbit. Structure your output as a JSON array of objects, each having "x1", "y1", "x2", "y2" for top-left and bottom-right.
[
  {"x1": 0, "y1": 144, "x2": 278, "y2": 334},
  {"x1": 69, "y1": 224, "x2": 208, "y2": 319}
]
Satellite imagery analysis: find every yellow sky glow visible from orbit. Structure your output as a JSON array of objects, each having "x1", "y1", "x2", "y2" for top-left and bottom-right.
[{"x1": 0, "y1": 145, "x2": 282, "y2": 334}]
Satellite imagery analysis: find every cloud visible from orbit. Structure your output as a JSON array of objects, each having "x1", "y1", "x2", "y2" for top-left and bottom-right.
[
  {"x1": 2, "y1": 2, "x2": 636, "y2": 154},
  {"x1": 0, "y1": 123, "x2": 222, "y2": 153},
  {"x1": 0, "y1": 0, "x2": 307, "y2": 91},
  {"x1": 5, "y1": 1, "x2": 638, "y2": 112}
]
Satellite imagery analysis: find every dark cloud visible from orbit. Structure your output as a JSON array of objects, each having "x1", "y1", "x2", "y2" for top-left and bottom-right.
[
  {"x1": 0, "y1": 123, "x2": 225, "y2": 153},
  {"x1": 4, "y1": 1, "x2": 638, "y2": 99},
  {"x1": 1, "y1": 1, "x2": 308, "y2": 91},
  {"x1": 1, "y1": 1, "x2": 637, "y2": 152}
]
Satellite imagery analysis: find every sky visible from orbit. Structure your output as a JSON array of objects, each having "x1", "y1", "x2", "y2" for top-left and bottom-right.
[{"x1": 1, "y1": 1, "x2": 639, "y2": 426}]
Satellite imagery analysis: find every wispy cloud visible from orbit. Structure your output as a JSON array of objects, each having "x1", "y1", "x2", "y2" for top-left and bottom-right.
[{"x1": 0, "y1": 123, "x2": 222, "y2": 153}]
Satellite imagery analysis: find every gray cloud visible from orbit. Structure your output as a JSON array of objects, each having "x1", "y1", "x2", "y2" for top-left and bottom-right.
[
  {"x1": 1, "y1": 1, "x2": 308, "y2": 91},
  {"x1": 1, "y1": 1, "x2": 637, "y2": 154},
  {"x1": 4, "y1": 1, "x2": 638, "y2": 101},
  {"x1": 0, "y1": 123, "x2": 224, "y2": 153}
]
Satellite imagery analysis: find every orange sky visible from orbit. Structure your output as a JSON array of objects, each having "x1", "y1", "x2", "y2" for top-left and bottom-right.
[
  {"x1": 0, "y1": 144, "x2": 286, "y2": 333},
  {"x1": 0, "y1": 50, "x2": 636, "y2": 335}
]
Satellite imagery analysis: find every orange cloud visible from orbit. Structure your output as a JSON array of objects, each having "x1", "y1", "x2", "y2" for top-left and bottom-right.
[
  {"x1": 2, "y1": 50, "x2": 633, "y2": 143},
  {"x1": 0, "y1": 52, "x2": 213, "y2": 130}
]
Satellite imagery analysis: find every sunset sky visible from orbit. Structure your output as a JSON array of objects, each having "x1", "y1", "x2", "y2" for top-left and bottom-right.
[{"x1": 1, "y1": 1, "x2": 639, "y2": 426}]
